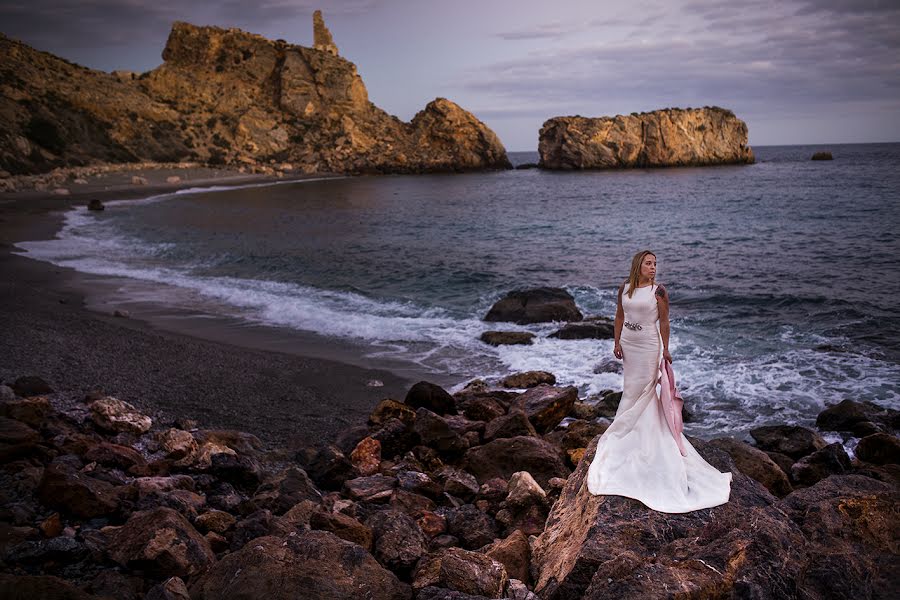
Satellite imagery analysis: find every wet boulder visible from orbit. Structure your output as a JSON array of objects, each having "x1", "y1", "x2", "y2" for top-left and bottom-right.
[
  {"x1": 89, "y1": 397, "x2": 152, "y2": 435},
  {"x1": 855, "y1": 433, "x2": 900, "y2": 465},
  {"x1": 816, "y1": 399, "x2": 899, "y2": 436},
  {"x1": 10, "y1": 376, "x2": 54, "y2": 397},
  {"x1": 464, "y1": 436, "x2": 570, "y2": 489},
  {"x1": 442, "y1": 503, "x2": 499, "y2": 550},
  {"x1": 479, "y1": 331, "x2": 535, "y2": 346},
  {"x1": 790, "y1": 442, "x2": 852, "y2": 486},
  {"x1": 501, "y1": 371, "x2": 556, "y2": 389},
  {"x1": 350, "y1": 436, "x2": 382, "y2": 476},
  {"x1": 512, "y1": 385, "x2": 578, "y2": 433},
  {"x1": 0, "y1": 395, "x2": 53, "y2": 428},
  {"x1": 413, "y1": 546, "x2": 509, "y2": 598},
  {"x1": 548, "y1": 318, "x2": 614, "y2": 340},
  {"x1": 405, "y1": 382, "x2": 457, "y2": 415},
  {"x1": 484, "y1": 411, "x2": 538, "y2": 442},
  {"x1": 484, "y1": 287, "x2": 583, "y2": 324},
  {"x1": 369, "y1": 399, "x2": 417, "y2": 426},
  {"x1": 251, "y1": 467, "x2": 322, "y2": 515},
  {"x1": 366, "y1": 509, "x2": 429, "y2": 575},
  {"x1": 37, "y1": 457, "x2": 127, "y2": 518},
  {"x1": 189, "y1": 531, "x2": 411, "y2": 600},
  {"x1": 302, "y1": 444, "x2": 355, "y2": 490},
  {"x1": 750, "y1": 424, "x2": 827, "y2": 460},
  {"x1": 482, "y1": 529, "x2": 531, "y2": 585},
  {"x1": 414, "y1": 408, "x2": 468, "y2": 457},
  {"x1": 310, "y1": 508, "x2": 373, "y2": 550},
  {"x1": 709, "y1": 437, "x2": 793, "y2": 497}
]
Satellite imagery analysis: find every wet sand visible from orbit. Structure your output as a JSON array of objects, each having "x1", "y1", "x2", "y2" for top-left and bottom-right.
[{"x1": 0, "y1": 166, "x2": 418, "y2": 450}]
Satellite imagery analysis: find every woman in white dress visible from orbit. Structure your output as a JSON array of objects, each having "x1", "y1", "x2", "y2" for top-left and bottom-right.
[{"x1": 586, "y1": 250, "x2": 732, "y2": 512}]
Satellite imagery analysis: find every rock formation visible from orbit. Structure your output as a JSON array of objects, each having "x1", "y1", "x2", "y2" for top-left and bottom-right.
[
  {"x1": 0, "y1": 14, "x2": 510, "y2": 175},
  {"x1": 538, "y1": 107, "x2": 754, "y2": 169}
]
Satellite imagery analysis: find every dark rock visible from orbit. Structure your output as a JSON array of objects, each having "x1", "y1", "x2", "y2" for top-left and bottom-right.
[
  {"x1": 251, "y1": 467, "x2": 322, "y2": 515},
  {"x1": 189, "y1": 531, "x2": 411, "y2": 600},
  {"x1": 483, "y1": 529, "x2": 531, "y2": 585},
  {"x1": 87, "y1": 199, "x2": 105, "y2": 211},
  {"x1": 816, "y1": 399, "x2": 899, "y2": 435},
  {"x1": 790, "y1": 442, "x2": 852, "y2": 486},
  {"x1": 144, "y1": 577, "x2": 190, "y2": 600},
  {"x1": 370, "y1": 399, "x2": 418, "y2": 426},
  {"x1": 366, "y1": 509, "x2": 428, "y2": 575},
  {"x1": 229, "y1": 508, "x2": 275, "y2": 551},
  {"x1": 334, "y1": 425, "x2": 371, "y2": 454},
  {"x1": 108, "y1": 507, "x2": 214, "y2": 577},
  {"x1": 764, "y1": 450, "x2": 795, "y2": 476},
  {"x1": 500, "y1": 371, "x2": 556, "y2": 389},
  {"x1": 549, "y1": 319, "x2": 614, "y2": 340},
  {"x1": 413, "y1": 546, "x2": 508, "y2": 598},
  {"x1": 344, "y1": 474, "x2": 397, "y2": 502},
  {"x1": 443, "y1": 504, "x2": 499, "y2": 550},
  {"x1": 855, "y1": 433, "x2": 900, "y2": 465},
  {"x1": 484, "y1": 411, "x2": 538, "y2": 441},
  {"x1": 389, "y1": 488, "x2": 436, "y2": 519},
  {"x1": 87, "y1": 570, "x2": 145, "y2": 600},
  {"x1": 709, "y1": 437, "x2": 793, "y2": 497},
  {"x1": 811, "y1": 151, "x2": 833, "y2": 160},
  {"x1": 415, "y1": 587, "x2": 492, "y2": 600},
  {"x1": 37, "y1": 458, "x2": 126, "y2": 518},
  {"x1": 406, "y1": 382, "x2": 457, "y2": 415},
  {"x1": 484, "y1": 287, "x2": 582, "y2": 325},
  {"x1": 512, "y1": 385, "x2": 578, "y2": 433},
  {"x1": 5, "y1": 535, "x2": 87, "y2": 564},
  {"x1": 208, "y1": 451, "x2": 263, "y2": 490},
  {"x1": 310, "y1": 509, "x2": 373, "y2": 550},
  {"x1": 460, "y1": 396, "x2": 507, "y2": 422},
  {"x1": 750, "y1": 424, "x2": 828, "y2": 459},
  {"x1": 0, "y1": 395, "x2": 53, "y2": 428},
  {"x1": 397, "y1": 469, "x2": 442, "y2": 499},
  {"x1": 0, "y1": 574, "x2": 98, "y2": 599},
  {"x1": 464, "y1": 436, "x2": 570, "y2": 489},
  {"x1": 413, "y1": 408, "x2": 468, "y2": 456},
  {"x1": 194, "y1": 510, "x2": 236, "y2": 534},
  {"x1": 592, "y1": 391, "x2": 621, "y2": 419},
  {"x1": 83, "y1": 442, "x2": 147, "y2": 472},
  {"x1": 543, "y1": 420, "x2": 608, "y2": 453},
  {"x1": 302, "y1": 444, "x2": 355, "y2": 490},
  {"x1": 479, "y1": 331, "x2": 535, "y2": 346},
  {"x1": 372, "y1": 418, "x2": 421, "y2": 459},
  {"x1": 515, "y1": 163, "x2": 538, "y2": 170},
  {"x1": 530, "y1": 435, "x2": 806, "y2": 599},
  {"x1": 11, "y1": 375, "x2": 54, "y2": 397}
]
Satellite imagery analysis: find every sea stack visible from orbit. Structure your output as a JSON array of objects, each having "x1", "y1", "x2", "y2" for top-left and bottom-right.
[{"x1": 538, "y1": 107, "x2": 754, "y2": 169}]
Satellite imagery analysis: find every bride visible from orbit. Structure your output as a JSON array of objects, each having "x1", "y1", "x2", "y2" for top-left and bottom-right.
[{"x1": 586, "y1": 250, "x2": 732, "y2": 512}]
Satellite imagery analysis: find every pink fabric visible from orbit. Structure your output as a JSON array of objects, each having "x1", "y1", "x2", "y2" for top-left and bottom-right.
[{"x1": 658, "y1": 358, "x2": 687, "y2": 456}]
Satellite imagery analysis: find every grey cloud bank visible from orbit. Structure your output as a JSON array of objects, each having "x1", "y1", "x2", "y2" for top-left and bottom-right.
[{"x1": 2, "y1": 0, "x2": 898, "y2": 149}]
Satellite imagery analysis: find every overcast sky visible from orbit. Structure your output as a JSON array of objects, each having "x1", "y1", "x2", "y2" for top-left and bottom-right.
[{"x1": 3, "y1": 0, "x2": 899, "y2": 150}]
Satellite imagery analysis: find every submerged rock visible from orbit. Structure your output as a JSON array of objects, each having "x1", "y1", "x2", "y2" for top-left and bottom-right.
[
  {"x1": 479, "y1": 331, "x2": 535, "y2": 346},
  {"x1": 484, "y1": 288, "x2": 582, "y2": 324}
]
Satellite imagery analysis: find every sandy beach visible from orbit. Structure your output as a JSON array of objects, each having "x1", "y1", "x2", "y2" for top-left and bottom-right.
[{"x1": 0, "y1": 164, "x2": 414, "y2": 450}]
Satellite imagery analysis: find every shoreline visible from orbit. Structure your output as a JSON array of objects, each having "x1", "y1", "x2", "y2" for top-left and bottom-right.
[{"x1": 0, "y1": 165, "x2": 424, "y2": 450}]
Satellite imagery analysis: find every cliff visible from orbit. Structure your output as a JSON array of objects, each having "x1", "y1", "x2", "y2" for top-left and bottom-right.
[
  {"x1": 0, "y1": 15, "x2": 511, "y2": 176},
  {"x1": 538, "y1": 107, "x2": 754, "y2": 169}
]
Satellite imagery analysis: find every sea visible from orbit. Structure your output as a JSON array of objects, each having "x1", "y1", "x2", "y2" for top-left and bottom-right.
[{"x1": 17, "y1": 143, "x2": 900, "y2": 444}]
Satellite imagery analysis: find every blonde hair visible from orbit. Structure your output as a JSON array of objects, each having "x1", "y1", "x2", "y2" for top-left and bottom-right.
[{"x1": 626, "y1": 250, "x2": 656, "y2": 298}]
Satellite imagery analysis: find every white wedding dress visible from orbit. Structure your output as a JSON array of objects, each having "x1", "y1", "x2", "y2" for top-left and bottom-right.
[{"x1": 586, "y1": 283, "x2": 732, "y2": 513}]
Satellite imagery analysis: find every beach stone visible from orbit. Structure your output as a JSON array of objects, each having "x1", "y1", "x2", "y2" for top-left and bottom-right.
[
  {"x1": 413, "y1": 546, "x2": 509, "y2": 597},
  {"x1": 484, "y1": 287, "x2": 583, "y2": 324},
  {"x1": 195, "y1": 509, "x2": 236, "y2": 534},
  {"x1": 483, "y1": 529, "x2": 531, "y2": 585},
  {"x1": 790, "y1": 442, "x2": 852, "y2": 486},
  {"x1": 87, "y1": 199, "x2": 105, "y2": 211},
  {"x1": 89, "y1": 397, "x2": 152, "y2": 435},
  {"x1": 709, "y1": 437, "x2": 793, "y2": 497},
  {"x1": 83, "y1": 441, "x2": 147, "y2": 472},
  {"x1": 189, "y1": 531, "x2": 411, "y2": 600},
  {"x1": 397, "y1": 469, "x2": 442, "y2": 498},
  {"x1": 37, "y1": 458, "x2": 126, "y2": 518},
  {"x1": 131, "y1": 175, "x2": 148, "y2": 185},
  {"x1": 855, "y1": 433, "x2": 900, "y2": 465},
  {"x1": 414, "y1": 408, "x2": 468, "y2": 456},
  {"x1": 0, "y1": 395, "x2": 52, "y2": 428},
  {"x1": 549, "y1": 318, "x2": 614, "y2": 340},
  {"x1": 229, "y1": 509, "x2": 276, "y2": 551},
  {"x1": 52, "y1": 187, "x2": 70, "y2": 195},
  {"x1": 302, "y1": 444, "x2": 355, "y2": 490},
  {"x1": 369, "y1": 399, "x2": 417, "y2": 425},
  {"x1": 479, "y1": 331, "x2": 535, "y2": 346},
  {"x1": 165, "y1": 175, "x2": 182, "y2": 184},
  {"x1": 0, "y1": 416, "x2": 40, "y2": 448},
  {"x1": 343, "y1": 474, "x2": 396, "y2": 502},
  {"x1": 108, "y1": 507, "x2": 214, "y2": 577},
  {"x1": 501, "y1": 371, "x2": 556, "y2": 389},
  {"x1": 158, "y1": 428, "x2": 198, "y2": 465},
  {"x1": 38, "y1": 512, "x2": 63, "y2": 538},
  {"x1": 144, "y1": 576, "x2": 190, "y2": 600},
  {"x1": 11, "y1": 376, "x2": 54, "y2": 397},
  {"x1": 251, "y1": 467, "x2": 322, "y2": 514},
  {"x1": 366, "y1": 509, "x2": 428, "y2": 575},
  {"x1": 506, "y1": 579, "x2": 537, "y2": 600},
  {"x1": 464, "y1": 436, "x2": 570, "y2": 489},
  {"x1": 543, "y1": 419, "x2": 608, "y2": 453},
  {"x1": 208, "y1": 452, "x2": 263, "y2": 490},
  {"x1": 418, "y1": 510, "x2": 448, "y2": 538},
  {"x1": 811, "y1": 151, "x2": 833, "y2": 160},
  {"x1": 816, "y1": 399, "x2": 899, "y2": 436},
  {"x1": 406, "y1": 381, "x2": 457, "y2": 415},
  {"x1": 512, "y1": 385, "x2": 578, "y2": 433},
  {"x1": 764, "y1": 450, "x2": 795, "y2": 476},
  {"x1": 0, "y1": 574, "x2": 98, "y2": 599},
  {"x1": 310, "y1": 509, "x2": 373, "y2": 550},
  {"x1": 389, "y1": 488, "x2": 436, "y2": 518},
  {"x1": 750, "y1": 424, "x2": 827, "y2": 459},
  {"x1": 371, "y1": 418, "x2": 421, "y2": 459},
  {"x1": 334, "y1": 424, "x2": 371, "y2": 454},
  {"x1": 503, "y1": 471, "x2": 547, "y2": 510},
  {"x1": 592, "y1": 390, "x2": 622, "y2": 419},
  {"x1": 350, "y1": 436, "x2": 382, "y2": 476},
  {"x1": 443, "y1": 504, "x2": 499, "y2": 550},
  {"x1": 568, "y1": 401, "x2": 600, "y2": 420},
  {"x1": 484, "y1": 410, "x2": 538, "y2": 441},
  {"x1": 460, "y1": 396, "x2": 507, "y2": 422},
  {"x1": 439, "y1": 466, "x2": 480, "y2": 501}
]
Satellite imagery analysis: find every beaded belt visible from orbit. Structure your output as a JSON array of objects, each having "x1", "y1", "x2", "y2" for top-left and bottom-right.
[{"x1": 624, "y1": 321, "x2": 643, "y2": 331}]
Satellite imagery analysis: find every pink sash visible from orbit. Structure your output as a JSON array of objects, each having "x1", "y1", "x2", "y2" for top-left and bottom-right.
[{"x1": 658, "y1": 359, "x2": 687, "y2": 456}]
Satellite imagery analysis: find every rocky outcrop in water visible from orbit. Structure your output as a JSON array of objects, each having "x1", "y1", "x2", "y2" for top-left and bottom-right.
[
  {"x1": 538, "y1": 107, "x2": 754, "y2": 169},
  {"x1": 0, "y1": 14, "x2": 510, "y2": 176}
]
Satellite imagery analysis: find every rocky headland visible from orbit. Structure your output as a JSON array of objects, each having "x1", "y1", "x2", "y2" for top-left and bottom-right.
[
  {"x1": 1, "y1": 367, "x2": 897, "y2": 599},
  {"x1": 538, "y1": 107, "x2": 755, "y2": 170},
  {"x1": 0, "y1": 12, "x2": 511, "y2": 178}
]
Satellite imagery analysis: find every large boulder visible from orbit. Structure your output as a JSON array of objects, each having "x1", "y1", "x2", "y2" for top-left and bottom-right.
[
  {"x1": 855, "y1": 433, "x2": 900, "y2": 465},
  {"x1": 463, "y1": 436, "x2": 570, "y2": 489},
  {"x1": 484, "y1": 411, "x2": 538, "y2": 442},
  {"x1": 530, "y1": 435, "x2": 811, "y2": 599},
  {"x1": 107, "y1": 507, "x2": 214, "y2": 577},
  {"x1": 512, "y1": 385, "x2": 578, "y2": 433},
  {"x1": 250, "y1": 467, "x2": 322, "y2": 514},
  {"x1": 89, "y1": 397, "x2": 152, "y2": 435},
  {"x1": 750, "y1": 424, "x2": 827, "y2": 460},
  {"x1": 789, "y1": 442, "x2": 852, "y2": 486},
  {"x1": 413, "y1": 547, "x2": 509, "y2": 598},
  {"x1": 709, "y1": 437, "x2": 793, "y2": 497},
  {"x1": 484, "y1": 288, "x2": 583, "y2": 325},
  {"x1": 37, "y1": 458, "x2": 128, "y2": 518},
  {"x1": 189, "y1": 531, "x2": 411, "y2": 600},
  {"x1": 413, "y1": 408, "x2": 468, "y2": 456},
  {"x1": 479, "y1": 331, "x2": 535, "y2": 346},
  {"x1": 548, "y1": 319, "x2": 614, "y2": 340},
  {"x1": 405, "y1": 382, "x2": 457, "y2": 415},
  {"x1": 500, "y1": 372, "x2": 556, "y2": 389},
  {"x1": 366, "y1": 509, "x2": 428, "y2": 575},
  {"x1": 816, "y1": 399, "x2": 899, "y2": 436},
  {"x1": 442, "y1": 504, "x2": 499, "y2": 550}
]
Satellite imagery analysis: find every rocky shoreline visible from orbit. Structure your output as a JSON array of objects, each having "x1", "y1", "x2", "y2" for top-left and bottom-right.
[{"x1": 1, "y1": 370, "x2": 897, "y2": 599}]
